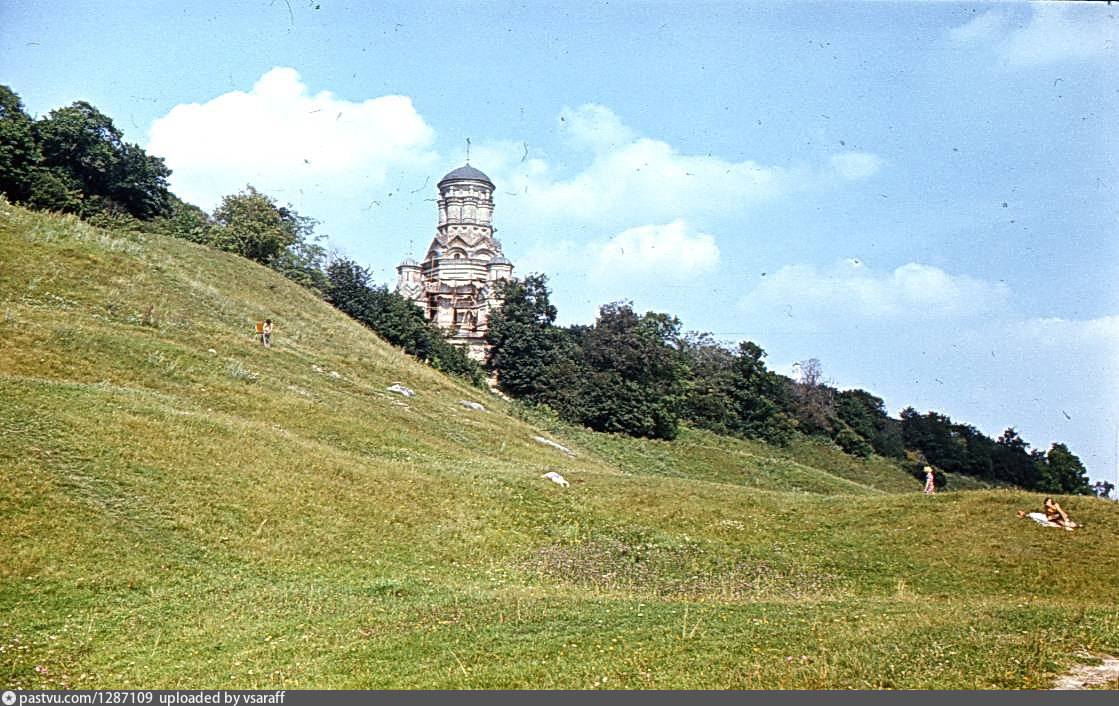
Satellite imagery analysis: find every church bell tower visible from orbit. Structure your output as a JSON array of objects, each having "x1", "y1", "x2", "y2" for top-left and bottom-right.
[{"x1": 395, "y1": 164, "x2": 514, "y2": 361}]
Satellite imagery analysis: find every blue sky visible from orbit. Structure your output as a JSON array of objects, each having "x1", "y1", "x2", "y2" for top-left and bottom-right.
[{"x1": 3, "y1": 1, "x2": 1116, "y2": 482}]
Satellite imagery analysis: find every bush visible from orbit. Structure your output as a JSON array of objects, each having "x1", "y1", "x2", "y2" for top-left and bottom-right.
[{"x1": 835, "y1": 427, "x2": 873, "y2": 458}]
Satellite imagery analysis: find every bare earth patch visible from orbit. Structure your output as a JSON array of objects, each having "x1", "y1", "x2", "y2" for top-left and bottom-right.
[{"x1": 1051, "y1": 655, "x2": 1119, "y2": 690}]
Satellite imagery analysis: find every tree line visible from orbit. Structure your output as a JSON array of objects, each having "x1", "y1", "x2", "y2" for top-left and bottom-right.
[
  {"x1": 0, "y1": 85, "x2": 1097, "y2": 496},
  {"x1": 486, "y1": 274, "x2": 1095, "y2": 495}
]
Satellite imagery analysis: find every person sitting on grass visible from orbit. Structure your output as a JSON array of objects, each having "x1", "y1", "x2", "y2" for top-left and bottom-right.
[{"x1": 1017, "y1": 497, "x2": 1078, "y2": 531}]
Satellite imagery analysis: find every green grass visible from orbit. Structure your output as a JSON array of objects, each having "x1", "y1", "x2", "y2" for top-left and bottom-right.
[{"x1": 2, "y1": 200, "x2": 1117, "y2": 689}]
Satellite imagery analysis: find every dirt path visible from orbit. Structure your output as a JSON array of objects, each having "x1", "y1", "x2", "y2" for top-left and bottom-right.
[{"x1": 1051, "y1": 655, "x2": 1119, "y2": 690}]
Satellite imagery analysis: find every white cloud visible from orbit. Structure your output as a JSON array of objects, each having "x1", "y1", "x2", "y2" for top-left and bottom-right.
[
  {"x1": 1023, "y1": 314, "x2": 1119, "y2": 351},
  {"x1": 948, "y1": 10, "x2": 1009, "y2": 44},
  {"x1": 829, "y1": 151, "x2": 884, "y2": 180},
  {"x1": 949, "y1": 5, "x2": 1117, "y2": 67},
  {"x1": 147, "y1": 67, "x2": 438, "y2": 209},
  {"x1": 481, "y1": 104, "x2": 879, "y2": 229},
  {"x1": 560, "y1": 103, "x2": 638, "y2": 152},
  {"x1": 739, "y1": 260, "x2": 1011, "y2": 325},
  {"x1": 589, "y1": 220, "x2": 720, "y2": 281}
]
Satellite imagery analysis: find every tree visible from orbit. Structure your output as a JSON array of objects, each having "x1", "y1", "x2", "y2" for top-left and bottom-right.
[
  {"x1": 678, "y1": 332, "x2": 738, "y2": 435},
  {"x1": 0, "y1": 85, "x2": 41, "y2": 204},
  {"x1": 486, "y1": 273, "x2": 561, "y2": 400},
  {"x1": 728, "y1": 341, "x2": 795, "y2": 444},
  {"x1": 1043, "y1": 443, "x2": 1091, "y2": 495},
  {"x1": 211, "y1": 186, "x2": 302, "y2": 264},
  {"x1": 788, "y1": 358, "x2": 837, "y2": 436},
  {"x1": 571, "y1": 302, "x2": 687, "y2": 440},
  {"x1": 836, "y1": 389, "x2": 905, "y2": 457},
  {"x1": 900, "y1": 409, "x2": 969, "y2": 474},
  {"x1": 324, "y1": 257, "x2": 484, "y2": 386},
  {"x1": 34, "y1": 100, "x2": 171, "y2": 219},
  {"x1": 992, "y1": 427, "x2": 1039, "y2": 488},
  {"x1": 151, "y1": 195, "x2": 214, "y2": 245}
]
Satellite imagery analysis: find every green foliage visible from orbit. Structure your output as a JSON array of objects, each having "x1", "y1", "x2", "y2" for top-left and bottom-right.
[
  {"x1": 728, "y1": 341, "x2": 795, "y2": 445},
  {"x1": 487, "y1": 294, "x2": 688, "y2": 440},
  {"x1": 786, "y1": 358, "x2": 839, "y2": 437},
  {"x1": 150, "y1": 195, "x2": 213, "y2": 245},
  {"x1": 571, "y1": 302, "x2": 687, "y2": 440},
  {"x1": 34, "y1": 100, "x2": 172, "y2": 219},
  {"x1": 678, "y1": 333, "x2": 738, "y2": 435},
  {"x1": 0, "y1": 86, "x2": 172, "y2": 220},
  {"x1": 836, "y1": 389, "x2": 904, "y2": 458},
  {"x1": 325, "y1": 257, "x2": 484, "y2": 386},
  {"x1": 485, "y1": 273, "x2": 561, "y2": 400},
  {"x1": 207, "y1": 186, "x2": 329, "y2": 296},
  {"x1": 834, "y1": 426, "x2": 873, "y2": 458},
  {"x1": 0, "y1": 85, "x2": 41, "y2": 204},
  {"x1": 1041, "y1": 442, "x2": 1091, "y2": 495},
  {"x1": 901, "y1": 411, "x2": 1091, "y2": 494},
  {"x1": 993, "y1": 427, "x2": 1040, "y2": 488},
  {"x1": 210, "y1": 186, "x2": 301, "y2": 264}
]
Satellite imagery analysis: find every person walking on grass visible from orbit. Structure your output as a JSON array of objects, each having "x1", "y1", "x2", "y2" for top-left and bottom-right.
[
  {"x1": 923, "y1": 465, "x2": 936, "y2": 495},
  {"x1": 262, "y1": 318, "x2": 272, "y2": 348}
]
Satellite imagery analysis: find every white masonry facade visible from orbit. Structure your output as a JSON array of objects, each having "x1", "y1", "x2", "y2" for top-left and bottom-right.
[{"x1": 395, "y1": 164, "x2": 513, "y2": 361}]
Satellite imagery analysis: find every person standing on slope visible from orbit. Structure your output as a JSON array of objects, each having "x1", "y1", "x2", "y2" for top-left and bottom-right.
[
  {"x1": 923, "y1": 465, "x2": 936, "y2": 495},
  {"x1": 262, "y1": 319, "x2": 272, "y2": 348}
]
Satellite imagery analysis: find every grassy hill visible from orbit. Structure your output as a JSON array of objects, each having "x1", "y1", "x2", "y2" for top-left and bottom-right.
[{"x1": 2, "y1": 200, "x2": 1117, "y2": 689}]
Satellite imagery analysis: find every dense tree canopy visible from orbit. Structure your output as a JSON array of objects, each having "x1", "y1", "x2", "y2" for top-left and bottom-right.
[
  {"x1": 486, "y1": 274, "x2": 562, "y2": 401},
  {"x1": 211, "y1": 186, "x2": 305, "y2": 265},
  {"x1": 573, "y1": 303, "x2": 687, "y2": 439},
  {"x1": 836, "y1": 389, "x2": 905, "y2": 458},
  {"x1": 1041, "y1": 442, "x2": 1091, "y2": 495},
  {"x1": 0, "y1": 86, "x2": 41, "y2": 205},
  {"x1": 0, "y1": 88, "x2": 173, "y2": 219},
  {"x1": 899, "y1": 410, "x2": 1090, "y2": 494}
]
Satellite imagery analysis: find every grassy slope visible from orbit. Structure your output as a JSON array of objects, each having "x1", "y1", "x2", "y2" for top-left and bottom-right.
[{"x1": 1, "y1": 202, "x2": 1117, "y2": 690}]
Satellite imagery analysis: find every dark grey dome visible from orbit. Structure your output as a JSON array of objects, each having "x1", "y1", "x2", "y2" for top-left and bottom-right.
[
  {"x1": 438, "y1": 164, "x2": 493, "y2": 186},
  {"x1": 397, "y1": 257, "x2": 419, "y2": 268},
  {"x1": 488, "y1": 256, "x2": 511, "y2": 266}
]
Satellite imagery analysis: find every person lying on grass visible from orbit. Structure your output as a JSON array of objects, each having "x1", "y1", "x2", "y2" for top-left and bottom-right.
[{"x1": 1017, "y1": 497, "x2": 1079, "y2": 531}]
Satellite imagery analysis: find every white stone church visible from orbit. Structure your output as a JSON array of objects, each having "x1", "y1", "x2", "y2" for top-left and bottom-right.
[{"x1": 395, "y1": 164, "x2": 513, "y2": 361}]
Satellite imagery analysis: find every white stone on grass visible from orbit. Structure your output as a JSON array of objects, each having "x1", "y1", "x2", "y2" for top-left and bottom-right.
[
  {"x1": 459, "y1": 400, "x2": 486, "y2": 412},
  {"x1": 387, "y1": 383, "x2": 416, "y2": 397},
  {"x1": 542, "y1": 471, "x2": 570, "y2": 488},
  {"x1": 533, "y1": 436, "x2": 575, "y2": 457}
]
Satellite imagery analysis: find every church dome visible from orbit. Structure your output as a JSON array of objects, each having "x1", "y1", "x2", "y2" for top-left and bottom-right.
[
  {"x1": 398, "y1": 257, "x2": 419, "y2": 268},
  {"x1": 488, "y1": 256, "x2": 511, "y2": 266},
  {"x1": 438, "y1": 164, "x2": 493, "y2": 187}
]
